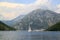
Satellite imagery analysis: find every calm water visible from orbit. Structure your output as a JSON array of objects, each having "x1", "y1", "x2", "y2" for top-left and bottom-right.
[{"x1": 0, "y1": 31, "x2": 60, "y2": 40}]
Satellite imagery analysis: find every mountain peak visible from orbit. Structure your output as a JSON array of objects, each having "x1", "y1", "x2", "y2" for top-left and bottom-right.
[{"x1": 4, "y1": 9, "x2": 60, "y2": 30}]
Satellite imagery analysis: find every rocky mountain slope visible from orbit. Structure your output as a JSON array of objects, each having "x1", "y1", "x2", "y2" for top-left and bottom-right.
[
  {"x1": 13, "y1": 9, "x2": 60, "y2": 30},
  {"x1": 3, "y1": 15, "x2": 25, "y2": 26}
]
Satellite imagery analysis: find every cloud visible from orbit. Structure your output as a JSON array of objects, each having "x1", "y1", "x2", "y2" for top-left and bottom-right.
[
  {"x1": 0, "y1": 12, "x2": 19, "y2": 20},
  {"x1": 0, "y1": 2, "x2": 27, "y2": 20},
  {"x1": 0, "y1": 2, "x2": 26, "y2": 8},
  {"x1": 0, "y1": 6, "x2": 26, "y2": 20},
  {"x1": 55, "y1": 4, "x2": 60, "y2": 13},
  {"x1": 28, "y1": 0, "x2": 50, "y2": 9},
  {"x1": 0, "y1": 0, "x2": 51, "y2": 20}
]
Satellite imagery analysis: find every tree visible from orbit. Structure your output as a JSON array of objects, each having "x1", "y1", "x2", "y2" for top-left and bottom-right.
[{"x1": 46, "y1": 22, "x2": 60, "y2": 31}]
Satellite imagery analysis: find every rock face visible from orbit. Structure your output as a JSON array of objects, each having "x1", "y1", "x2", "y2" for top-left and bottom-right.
[
  {"x1": 0, "y1": 21, "x2": 16, "y2": 31},
  {"x1": 14, "y1": 9, "x2": 60, "y2": 30},
  {"x1": 46, "y1": 22, "x2": 60, "y2": 31}
]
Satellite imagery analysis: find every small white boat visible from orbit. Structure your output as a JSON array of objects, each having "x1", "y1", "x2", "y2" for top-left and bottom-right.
[{"x1": 28, "y1": 26, "x2": 31, "y2": 32}]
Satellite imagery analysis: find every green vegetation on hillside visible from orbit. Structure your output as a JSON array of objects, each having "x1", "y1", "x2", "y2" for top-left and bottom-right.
[
  {"x1": 46, "y1": 22, "x2": 60, "y2": 31},
  {"x1": 0, "y1": 21, "x2": 16, "y2": 31}
]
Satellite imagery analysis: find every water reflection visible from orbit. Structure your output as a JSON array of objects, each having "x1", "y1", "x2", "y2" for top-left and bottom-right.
[{"x1": 0, "y1": 31, "x2": 60, "y2": 40}]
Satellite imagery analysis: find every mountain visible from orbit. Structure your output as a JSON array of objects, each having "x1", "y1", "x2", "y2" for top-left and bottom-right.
[
  {"x1": 13, "y1": 9, "x2": 60, "y2": 30},
  {"x1": 45, "y1": 22, "x2": 60, "y2": 31},
  {"x1": 0, "y1": 21, "x2": 16, "y2": 31},
  {"x1": 3, "y1": 15, "x2": 25, "y2": 26}
]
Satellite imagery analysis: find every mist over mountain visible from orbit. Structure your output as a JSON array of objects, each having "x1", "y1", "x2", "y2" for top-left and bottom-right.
[
  {"x1": 3, "y1": 15, "x2": 25, "y2": 26},
  {"x1": 13, "y1": 9, "x2": 60, "y2": 30}
]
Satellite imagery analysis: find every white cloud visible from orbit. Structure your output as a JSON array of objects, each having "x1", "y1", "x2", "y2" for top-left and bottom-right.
[
  {"x1": 0, "y1": 2, "x2": 27, "y2": 20},
  {"x1": 0, "y1": 0, "x2": 51, "y2": 20},
  {"x1": 0, "y1": 2, "x2": 26, "y2": 8},
  {"x1": 55, "y1": 5, "x2": 60, "y2": 13},
  {"x1": 27, "y1": 0, "x2": 50, "y2": 10}
]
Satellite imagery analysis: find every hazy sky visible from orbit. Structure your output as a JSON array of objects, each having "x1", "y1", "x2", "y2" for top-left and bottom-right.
[
  {"x1": 0, "y1": 0, "x2": 60, "y2": 20},
  {"x1": 0, "y1": 0, "x2": 60, "y2": 5},
  {"x1": 0, "y1": 0, "x2": 36, "y2": 4}
]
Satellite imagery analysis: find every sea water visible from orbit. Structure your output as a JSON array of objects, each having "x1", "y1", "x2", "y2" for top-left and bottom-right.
[{"x1": 0, "y1": 31, "x2": 60, "y2": 40}]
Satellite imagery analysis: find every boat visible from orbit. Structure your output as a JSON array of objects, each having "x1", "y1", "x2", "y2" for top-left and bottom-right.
[{"x1": 28, "y1": 24, "x2": 32, "y2": 32}]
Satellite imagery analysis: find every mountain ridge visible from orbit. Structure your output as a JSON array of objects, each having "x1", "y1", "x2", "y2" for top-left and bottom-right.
[
  {"x1": 2, "y1": 15, "x2": 25, "y2": 26},
  {"x1": 0, "y1": 21, "x2": 16, "y2": 31},
  {"x1": 13, "y1": 9, "x2": 60, "y2": 30}
]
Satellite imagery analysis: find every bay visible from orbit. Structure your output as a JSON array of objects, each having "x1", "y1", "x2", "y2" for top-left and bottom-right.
[{"x1": 0, "y1": 31, "x2": 60, "y2": 40}]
